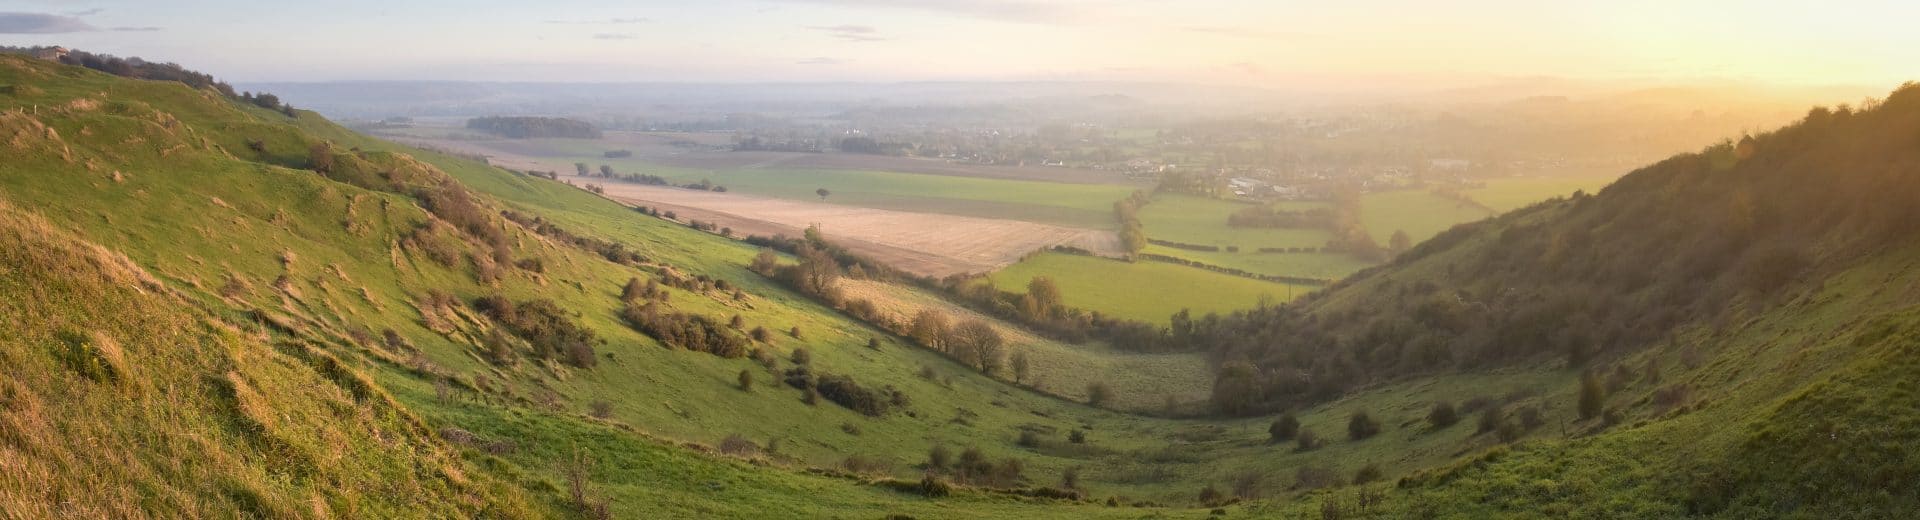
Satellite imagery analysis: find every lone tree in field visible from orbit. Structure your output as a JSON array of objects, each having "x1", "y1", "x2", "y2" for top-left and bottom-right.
[
  {"x1": 575, "y1": 162, "x2": 589, "y2": 176},
  {"x1": 950, "y1": 319, "x2": 1004, "y2": 373},
  {"x1": 816, "y1": 188, "x2": 831, "y2": 200},
  {"x1": 599, "y1": 164, "x2": 614, "y2": 176}
]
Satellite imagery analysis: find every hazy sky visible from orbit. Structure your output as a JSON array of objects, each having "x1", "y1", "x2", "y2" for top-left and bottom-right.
[{"x1": 0, "y1": 0, "x2": 1913, "y2": 89}]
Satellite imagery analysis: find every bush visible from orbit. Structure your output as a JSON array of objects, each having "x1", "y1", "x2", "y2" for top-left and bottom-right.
[
  {"x1": 928, "y1": 445, "x2": 951, "y2": 470},
  {"x1": 1198, "y1": 484, "x2": 1224, "y2": 505},
  {"x1": 718, "y1": 434, "x2": 760, "y2": 456},
  {"x1": 919, "y1": 474, "x2": 952, "y2": 498},
  {"x1": 1087, "y1": 382, "x2": 1113, "y2": 407},
  {"x1": 1427, "y1": 401, "x2": 1459, "y2": 429},
  {"x1": 1018, "y1": 430, "x2": 1041, "y2": 448},
  {"x1": 1294, "y1": 428, "x2": 1321, "y2": 452},
  {"x1": 588, "y1": 401, "x2": 614, "y2": 419},
  {"x1": 1269, "y1": 413, "x2": 1299, "y2": 442},
  {"x1": 738, "y1": 369, "x2": 754, "y2": 391},
  {"x1": 1069, "y1": 429, "x2": 1087, "y2": 444},
  {"x1": 1348, "y1": 411, "x2": 1381, "y2": 440},
  {"x1": 1352, "y1": 463, "x2": 1383, "y2": 484},
  {"x1": 791, "y1": 347, "x2": 811, "y2": 365}
]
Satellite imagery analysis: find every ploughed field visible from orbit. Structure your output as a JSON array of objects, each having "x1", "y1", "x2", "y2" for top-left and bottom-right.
[{"x1": 595, "y1": 179, "x2": 1125, "y2": 277}]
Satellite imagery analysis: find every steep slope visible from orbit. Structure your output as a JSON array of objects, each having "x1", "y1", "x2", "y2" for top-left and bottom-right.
[
  {"x1": 0, "y1": 197, "x2": 540, "y2": 518},
  {"x1": 1186, "y1": 84, "x2": 1920, "y2": 517}
]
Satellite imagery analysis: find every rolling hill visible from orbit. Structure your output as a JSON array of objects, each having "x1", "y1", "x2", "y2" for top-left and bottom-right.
[{"x1": 5, "y1": 51, "x2": 1919, "y2": 519}]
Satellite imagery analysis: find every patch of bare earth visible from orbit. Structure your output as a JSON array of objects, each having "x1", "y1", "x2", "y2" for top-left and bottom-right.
[{"x1": 594, "y1": 179, "x2": 1122, "y2": 278}]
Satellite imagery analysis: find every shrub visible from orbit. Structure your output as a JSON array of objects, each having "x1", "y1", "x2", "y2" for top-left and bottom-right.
[
  {"x1": 718, "y1": 434, "x2": 759, "y2": 456},
  {"x1": 1069, "y1": 429, "x2": 1087, "y2": 444},
  {"x1": 1269, "y1": 413, "x2": 1299, "y2": 442},
  {"x1": 1018, "y1": 430, "x2": 1041, "y2": 448},
  {"x1": 1579, "y1": 371, "x2": 1607, "y2": 420},
  {"x1": 1294, "y1": 428, "x2": 1321, "y2": 452},
  {"x1": 1086, "y1": 382, "x2": 1113, "y2": 407},
  {"x1": 1427, "y1": 401, "x2": 1459, "y2": 429},
  {"x1": 1198, "y1": 484, "x2": 1224, "y2": 505},
  {"x1": 1061, "y1": 467, "x2": 1081, "y2": 489},
  {"x1": 1478, "y1": 405, "x2": 1505, "y2": 434},
  {"x1": 588, "y1": 400, "x2": 614, "y2": 419},
  {"x1": 1348, "y1": 411, "x2": 1381, "y2": 440},
  {"x1": 738, "y1": 369, "x2": 754, "y2": 391},
  {"x1": 751, "y1": 326, "x2": 771, "y2": 342},
  {"x1": 1352, "y1": 463, "x2": 1383, "y2": 484},
  {"x1": 791, "y1": 347, "x2": 811, "y2": 365},
  {"x1": 928, "y1": 445, "x2": 951, "y2": 470},
  {"x1": 841, "y1": 455, "x2": 890, "y2": 476},
  {"x1": 919, "y1": 474, "x2": 952, "y2": 498},
  {"x1": 619, "y1": 302, "x2": 748, "y2": 358}
]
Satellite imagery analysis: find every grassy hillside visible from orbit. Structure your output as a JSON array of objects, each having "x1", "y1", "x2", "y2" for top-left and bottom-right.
[
  {"x1": 0, "y1": 54, "x2": 1584, "y2": 515},
  {"x1": 1358, "y1": 189, "x2": 1494, "y2": 244},
  {"x1": 9, "y1": 51, "x2": 1920, "y2": 519}
]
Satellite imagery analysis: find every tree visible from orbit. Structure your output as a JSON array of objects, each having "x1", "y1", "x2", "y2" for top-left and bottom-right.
[
  {"x1": 738, "y1": 369, "x2": 753, "y2": 391},
  {"x1": 950, "y1": 319, "x2": 1004, "y2": 373},
  {"x1": 1347, "y1": 411, "x2": 1380, "y2": 440},
  {"x1": 1268, "y1": 413, "x2": 1299, "y2": 443},
  {"x1": 1010, "y1": 351, "x2": 1030, "y2": 384},
  {"x1": 1026, "y1": 277, "x2": 1062, "y2": 318},
  {"x1": 1579, "y1": 371, "x2": 1606, "y2": 420},
  {"x1": 1388, "y1": 229, "x2": 1412, "y2": 256},
  {"x1": 575, "y1": 162, "x2": 589, "y2": 176},
  {"x1": 910, "y1": 310, "x2": 952, "y2": 351},
  {"x1": 309, "y1": 142, "x2": 335, "y2": 173},
  {"x1": 598, "y1": 164, "x2": 614, "y2": 176},
  {"x1": 816, "y1": 188, "x2": 831, "y2": 200}
]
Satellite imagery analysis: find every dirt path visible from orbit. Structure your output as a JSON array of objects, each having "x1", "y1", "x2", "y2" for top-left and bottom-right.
[{"x1": 589, "y1": 178, "x2": 1123, "y2": 277}]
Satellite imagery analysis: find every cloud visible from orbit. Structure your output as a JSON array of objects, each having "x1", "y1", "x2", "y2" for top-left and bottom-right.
[
  {"x1": 546, "y1": 17, "x2": 650, "y2": 25},
  {"x1": 68, "y1": 8, "x2": 105, "y2": 16},
  {"x1": 806, "y1": 24, "x2": 887, "y2": 42},
  {"x1": 765, "y1": 0, "x2": 1085, "y2": 24},
  {"x1": 1224, "y1": 62, "x2": 1266, "y2": 76},
  {"x1": 0, "y1": 12, "x2": 96, "y2": 33},
  {"x1": 111, "y1": 26, "x2": 162, "y2": 32},
  {"x1": 796, "y1": 57, "x2": 844, "y2": 65},
  {"x1": 592, "y1": 33, "x2": 636, "y2": 40}
]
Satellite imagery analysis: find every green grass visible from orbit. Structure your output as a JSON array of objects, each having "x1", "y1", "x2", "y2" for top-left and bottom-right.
[
  {"x1": 987, "y1": 252, "x2": 1312, "y2": 324},
  {"x1": 513, "y1": 142, "x2": 1142, "y2": 229},
  {"x1": 1465, "y1": 176, "x2": 1618, "y2": 213},
  {"x1": 1360, "y1": 190, "x2": 1495, "y2": 244},
  {"x1": 1137, "y1": 194, "x2": 1330, "y2": 250},
  {"x1": 11, "y1": 54, "x2": 1920, "y2": 518}
]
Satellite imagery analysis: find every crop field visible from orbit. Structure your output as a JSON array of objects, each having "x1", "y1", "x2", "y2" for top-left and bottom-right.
[
  {"x1": 1141, "y1": 245, "x2": 1374, "y2": 281},
  {"x1": 985, "y1": 252, "x2": 1312, "y2": 324},
  {"x1": 1134, "y1": 194, "x2": 1372, "y2": 279},
  {"x1": 593, "y1": 182, "x2": 1124, "y2": 277},
  {"x1": 1360, "y1": 190, "x2": 1496, "y2": 244},
  {"x1": 383, "y1": 130, "x2": 1143, "y2": 230},
  {"x1": 1465, "y1": 175, "x2": 1619, "y2": 212}
]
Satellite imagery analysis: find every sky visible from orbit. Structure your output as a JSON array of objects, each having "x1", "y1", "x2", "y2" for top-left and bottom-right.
[{"x1": 0, "y1": 0, "x2": 1914, "y2": 90}]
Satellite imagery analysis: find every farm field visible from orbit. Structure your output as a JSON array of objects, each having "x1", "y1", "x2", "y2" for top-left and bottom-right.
[
  {"x1": 985, "y1": 252, "x2": 1312, "y2": 324},
  {"x1": 382, "y1": 130, "x2": 1144, "y2": 230},
  {"x1": 1360, "y1": 189, "x2": 1496, "y2": 244},
  {"x1": 1137, "y1": 194, "x2": 1331, "y2": 250},
  {"x1": 591, "y1": 181, "x2": 1123, "y2": 277},
  {"x1": 837, "y1": 279, "x2": 1214, "y2": 412},
  {"x1": 1465, "y1": 175, "x2": 1620, "y2": 212}
]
